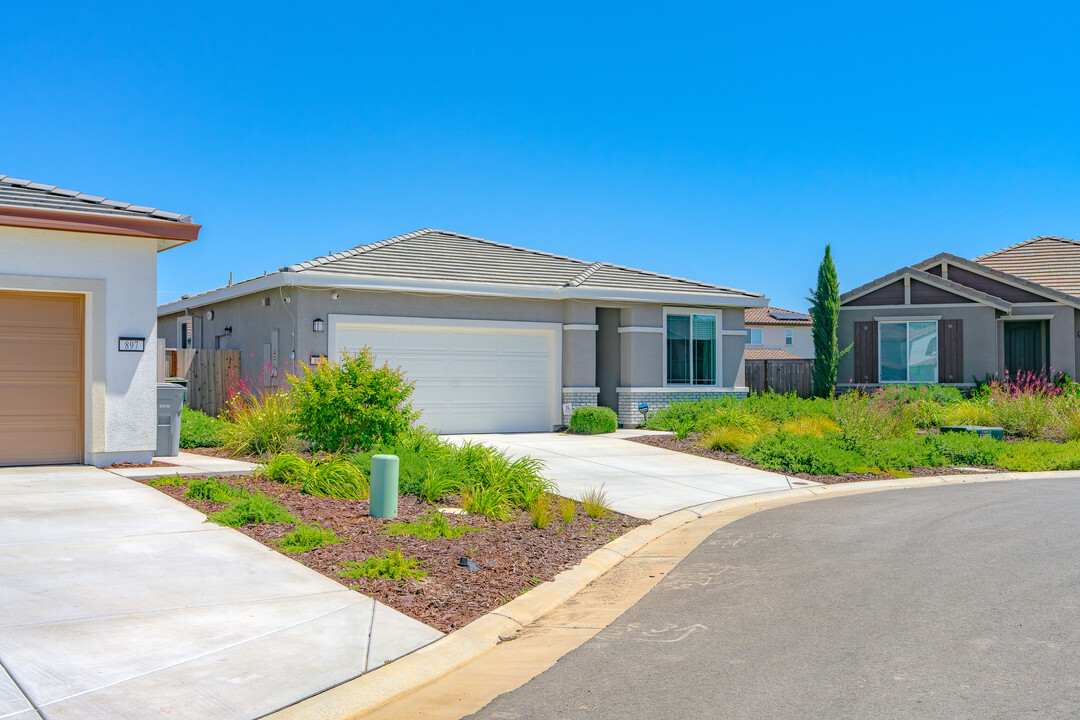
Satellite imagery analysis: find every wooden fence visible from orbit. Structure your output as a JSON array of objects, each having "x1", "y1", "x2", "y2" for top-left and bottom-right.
[
  {"x1": 162, "y1": 349, "x2": 241, "y2": 417},
  {"x1": 745, "y1": 359, "x2": 814, "y2": 398}
]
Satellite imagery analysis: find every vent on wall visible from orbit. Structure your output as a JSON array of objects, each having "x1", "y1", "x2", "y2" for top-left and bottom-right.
[{"x1": 262, "y1": 297, "x2": 273, "y2": 307}]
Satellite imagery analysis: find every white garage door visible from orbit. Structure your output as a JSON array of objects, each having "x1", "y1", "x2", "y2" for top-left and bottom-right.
[{"x1": 330, "y1": 315, "x2": 560, "y2": 434}]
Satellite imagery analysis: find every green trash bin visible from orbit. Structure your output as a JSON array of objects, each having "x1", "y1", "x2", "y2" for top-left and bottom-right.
[{"x1": 165, "y1": 377, "x2": 188, "y2": 404}]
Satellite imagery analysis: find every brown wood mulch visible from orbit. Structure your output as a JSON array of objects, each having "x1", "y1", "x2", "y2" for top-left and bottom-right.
[
  {"x1": 106, "y1": 460, "x2": 176, "y2": 469},
  {"x1": 628, "y1": 433, "x2": 1002, "y2": 485},
  {"x1": 141, "y1": 475, "x2": 644, "y2": 634}
]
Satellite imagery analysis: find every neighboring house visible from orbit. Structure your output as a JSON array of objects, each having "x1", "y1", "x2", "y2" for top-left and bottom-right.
[
  {"x1": 157, "y1": 229, "x2": 767, "y2": 431},
  {"x1": 0, "y1": 175, "x2": 200, "y2": 466},
  {"x1": 838, "y1": 236, "x2": 1080, "y2": 390},
  {"x1": 743, "y1": 306, "x2": 813, "y2": 359}
]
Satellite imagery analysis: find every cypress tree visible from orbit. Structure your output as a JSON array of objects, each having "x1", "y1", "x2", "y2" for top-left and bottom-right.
[{"x1": 807, "y1": 245, "x2": 851, "y2": 397}]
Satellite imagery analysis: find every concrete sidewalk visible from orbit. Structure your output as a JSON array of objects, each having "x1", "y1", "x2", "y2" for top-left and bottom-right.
[
  {"x1": 448, "y1": 431, "x2": 810, "y2": 519},
  {"x1": 108, "y1": 451, "x2": 257, "y2": 479},
  {"x1": 0, "y1": 465, "x2": 441, "y2": 720}
]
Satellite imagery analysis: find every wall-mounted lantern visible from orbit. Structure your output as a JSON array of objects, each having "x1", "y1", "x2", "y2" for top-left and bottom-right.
[{"x1": 313, "y1": 318, "x2": 326, "y2": 333}]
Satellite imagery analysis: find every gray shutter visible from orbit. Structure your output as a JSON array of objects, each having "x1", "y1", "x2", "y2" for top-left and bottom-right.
[
  {"x1": 938, "y1": 319, "x2": 963, "y2": 383},
  {"x1": 853, "y1": 321, "x2": 878, "y2": 384}
]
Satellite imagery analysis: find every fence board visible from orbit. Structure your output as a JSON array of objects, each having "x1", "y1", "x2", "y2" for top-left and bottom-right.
[
  {"x1": 164, "y1": 349, "x2": 240, "y2": 417},
  {"x1": 745, "y1": 358, "x2": 814, "y2": 397}
]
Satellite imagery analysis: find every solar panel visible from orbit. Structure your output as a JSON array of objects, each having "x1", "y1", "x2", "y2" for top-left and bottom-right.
[{"x1": 769, "y1": 311, "x2": 810, "y2": 321}]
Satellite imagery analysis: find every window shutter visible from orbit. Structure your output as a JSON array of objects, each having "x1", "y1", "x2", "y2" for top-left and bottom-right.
[
  {"x1": 853, "y1": 321, "x2": 878, "y2": 384},
  {"x1": 938, "y1": 319, "x2": 963, "y2": 383}
]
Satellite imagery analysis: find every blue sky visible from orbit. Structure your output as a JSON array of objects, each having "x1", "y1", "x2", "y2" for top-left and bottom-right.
[{"x1": 4, "y1": 2, "x2": 1079, "y2": 311}]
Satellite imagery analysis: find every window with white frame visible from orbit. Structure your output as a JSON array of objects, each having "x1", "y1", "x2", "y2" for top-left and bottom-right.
[
  {"x1": 178, "y1": 316, "x2": 194, "y2": 349},
  {"x1": 666, "y1": 312, "x2": 717, "y2": 385},
  {"x1": 785, "y1": 328, "x2": 793, "y2": 346},
  {"x1": 744, "y1": 327, "x2": 762, "y2": 345},
  {"x1": 880, "y1": 320, "x2": 937, "y2": 383}
]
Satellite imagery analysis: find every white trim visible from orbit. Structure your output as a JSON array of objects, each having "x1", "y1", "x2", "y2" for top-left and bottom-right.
[
  {"x1": 328, "y1": 313, "x2": 563, "y2": 431},
  {"x1": 1011, "y1": 302, "x2": 1069, "y2": 307},
  {"x1": 999, "y1": 314, "x2": 1056, "y2": 321},
  {"x1": 843, "y1": 304, "x2": 979, "y2": 311},
  {"x1": 562, "y1": 386, "x2": 600, "y2": 393},
  {"x1": 662, "y1": 307, "x2": 721, "y2": 388},
  {"x1": 873, "y1": 315, "x2": 942, "y2": 322},
  {"x1": 562, "y1": 324, "x2": 599, "y2": 331},
  {"x1": 617, "y1": 386, "x2": 748, "y2": 394},
  {"x1": 158, "y1": 270, "x2": 768, "y2": 316},
  {"x1": 721, "y1": 329, "x2": 749, "y2": 336},
  {"x1": 617, "y1": 326, "x2": 664, "y2": 333},
  {"x1": 903, "y1": 276, "x2": 911, "y2": 305}
]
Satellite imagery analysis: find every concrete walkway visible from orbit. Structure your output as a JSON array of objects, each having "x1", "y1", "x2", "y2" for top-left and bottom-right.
[
  {"x1": 448, "y1": 431, "x2": 808, "y2": 519},
  {"x1": 0, "y1": 465, "x2": 441, "y2": 720},
  {"x1": 109, "y1": 451, "x2": 257, "y2": 480}
]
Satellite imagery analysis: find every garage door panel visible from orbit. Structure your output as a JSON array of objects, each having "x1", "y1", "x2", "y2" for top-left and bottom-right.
[
  {"x1": 333, "y1": 318, "x2": 555, "y2": 433},
  {"x1": 0, "y1": 290, "x2": 83, "y2": 466}
]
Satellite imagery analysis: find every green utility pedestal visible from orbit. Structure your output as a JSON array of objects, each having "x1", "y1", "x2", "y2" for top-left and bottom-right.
[{"x1": 369, "y1": 454, "x2": 399, "y2": 518}]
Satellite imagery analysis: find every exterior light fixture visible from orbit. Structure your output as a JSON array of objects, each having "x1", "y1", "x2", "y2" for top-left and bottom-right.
[
  {"x1": 313, "y1": 318, "x2": 326, "y2": 333},
  {"x1": 223, "y1": 326, "x2": 233, "y2": 336}
]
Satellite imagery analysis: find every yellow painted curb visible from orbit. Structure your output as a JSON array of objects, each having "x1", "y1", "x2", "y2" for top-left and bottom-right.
[{"x1": 265, "y1": 469, "x2": 1060, "y2": 719}]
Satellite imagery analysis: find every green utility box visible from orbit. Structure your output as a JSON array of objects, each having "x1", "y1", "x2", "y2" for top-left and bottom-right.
[
  {"x1": 369, "y1": 454, "x2": 399, "y2": 518},
  {"x1": 940, "y1": 425, "x2": 1005, "y2": 440}
]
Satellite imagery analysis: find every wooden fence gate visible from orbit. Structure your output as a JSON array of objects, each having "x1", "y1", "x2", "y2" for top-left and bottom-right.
[
  {"x1": 745, "y1": 359, "x2": 814, "y2": 397},
  {"x1": 162, "y1": 349, "x2": 241, "y2": 417}
]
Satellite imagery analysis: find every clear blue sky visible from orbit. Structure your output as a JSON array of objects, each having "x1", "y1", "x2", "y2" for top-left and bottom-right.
[{"x1": 5, "y1": 2, "x2": 1079, "y2": 311}]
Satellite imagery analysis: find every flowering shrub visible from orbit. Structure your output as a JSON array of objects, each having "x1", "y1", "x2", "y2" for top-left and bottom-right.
[{"x1": 833, "y1": 391, "x2": 913, "y2": 451}]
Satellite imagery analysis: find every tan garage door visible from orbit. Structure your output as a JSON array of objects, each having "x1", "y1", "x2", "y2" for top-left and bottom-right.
[{"x1": 0, "y1": 290, "x2": 84, "y2": 466}]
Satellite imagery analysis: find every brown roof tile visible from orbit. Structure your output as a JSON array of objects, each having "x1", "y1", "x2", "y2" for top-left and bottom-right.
[
  {"x1": 744, "y1": 305, "x2": 811, "y2": 326},
  {"x1": 974, "y1": 236, "x2": 1080, "y2": 296},
  {"x1": 744, "y1": 348, "x2": 805, "y2": 360}
]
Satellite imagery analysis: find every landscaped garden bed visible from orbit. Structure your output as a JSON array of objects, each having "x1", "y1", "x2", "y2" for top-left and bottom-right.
[{"x1": 141, "y1": 472, "x2": 641, "y2": 633}]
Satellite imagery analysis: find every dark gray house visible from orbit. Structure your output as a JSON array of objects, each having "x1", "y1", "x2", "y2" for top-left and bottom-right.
[
  {"x1": 838, "y1": 236, "x2": 1080, "y2": 389},
  {"x1": 158, "y1": 229, "x2": 767, "y2": 431}
]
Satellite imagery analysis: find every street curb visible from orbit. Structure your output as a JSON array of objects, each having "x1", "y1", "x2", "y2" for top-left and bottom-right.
[{"x1": 265, "y1": 469, "x2": 1071, "y2": 719}]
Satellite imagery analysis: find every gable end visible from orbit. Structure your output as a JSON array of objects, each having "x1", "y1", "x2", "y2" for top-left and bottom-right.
[
  {"x1": 845, "y1": 280, "x2": 905, "y2": 306},
  {"x1": 910, "y1": 279, "x2": 975, "y2": 304}
]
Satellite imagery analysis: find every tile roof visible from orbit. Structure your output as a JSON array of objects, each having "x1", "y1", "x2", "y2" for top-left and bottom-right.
[
  {"x1": 287, "y1": 228, "x2": 762, "y2": 297},
  {"x1": 744, "y1": 348, "x2": 805, "y2": 360},
  {"x1": 0, "y1": 175, "x2": 194, "y2": 224},
  {"x1": 745, "y1": 305, "x2": 811, "y2": 325},
  {"x1": 974, "y1": 236, "x2": 1080, "y2": 296}
]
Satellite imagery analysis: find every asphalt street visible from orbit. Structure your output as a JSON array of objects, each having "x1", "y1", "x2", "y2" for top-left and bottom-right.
[{"x1": 465, "y1": 479, "x2": 1080, "y2": 719}]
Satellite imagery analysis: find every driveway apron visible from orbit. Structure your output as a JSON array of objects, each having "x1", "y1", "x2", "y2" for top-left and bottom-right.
[
  {"x1": 0, "y1": 465, "x2": 441, "y2": 720},
  {"x1": 447, "y1": 431, "x2": 802, "y2": 519}
]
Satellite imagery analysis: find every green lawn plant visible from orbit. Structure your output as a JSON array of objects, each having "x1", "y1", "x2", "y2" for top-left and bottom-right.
[
  {"x1": 579, "y1": 485, "x2": 611, "y2": 519},
  {"x1": 209, "y1": 492, "x2": 297, "y2": 527},
  {"x1": 337, "y1": 549, "x2": 427, "y2": 582},
  {"x1": 185, "y1": 477, "x2": 250, "y2": 502},
  {"x1": 569, "y1": 406, "x2": 618, "y2": 434},
  {"x1": 559, "y1": 496, "x2": 578, "y2": 522},
  {"x1": 179, "y1": 406, "x2": 229, "y2": 448},
  {"x1": 277, "y1": 523, "x2": 343, "y2": 553},
  {"x1": 383, "y1": 512, "x2": 483, "y2": 540}
]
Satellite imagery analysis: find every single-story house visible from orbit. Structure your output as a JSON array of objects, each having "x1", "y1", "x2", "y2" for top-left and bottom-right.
[
  {"x1": 838, "y1": 236, "x2": 1080, "y2": 389},
  {"x1": 157, "y1": 228, "x2": 767, "y2": 431},
  {"x1": 0, "y1": 175, "x2": 200, "y2": 466},
  {"x1": 744, "y1": 305, "x2": 813, "y2": 359}
]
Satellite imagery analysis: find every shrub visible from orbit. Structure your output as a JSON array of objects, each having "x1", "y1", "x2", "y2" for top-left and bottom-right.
[
  {"x1": 779, "y1": 415, "x2": 840, "y2": 438},
  {"x1": 744, "y1": 392, "x2": 837, "y2": 422},
  {"x1": 1054, "y1": 394, "x2": 1080, "y2": 441},
  {"x1": 643, "y1": 398, "x2": 720, "y2": 433},
  {"x1": 338, "y1": 549, "x2": 427, "y2": 581},
  {"x1": 256, "y1": 453, "x2": 310, "y2": 485},
  {"x1": 579, "y1": 485, "x2": 611, "y2": 518},
  {"x1": 701, "y1": 426, "x2": 758, "y2": 452},
  {"x1": 289, "y1": 348, "x2": 419, "y2": 452},
  {"x1": 983, "y1": 385, "x2": 1057, "y2": 438},
  {"x1": 179, "y1": 407, "x2": 229, "y2": 448},
  {"x1": 876, "y1": 384, "x2": 964, "y2": 406},
  {"x1": 222, "y1": 390, "x2": 301, "y2": 456},
  {"x1": 701, "y1": 404, "x2": 773, "y2": 434},
  {"x1": 559, "y1": 497, "x2": 577, "y2": 523},
  {"x1": 210, "y1": 493, "x2": 297, "y2": 527},
  {"x1": 833, "y1": 391, "x2": 912, "y2": 448},
  {"x1": 185, "y1": 477, "x2": 250, "y2": 502},
  {"x1": 278, "y1": 523, "x2": 343, "y2": 553},
  {"x1": 147, "y1": 474, "x2": 187, "y2": 488},
  {"x1": 417, "y1": 462, "x2": 461, "y2": 504},
  {"x1": 925, "y1": 432, "x2": 1002, "y2": 466},
  {"x1": 857, "y1": 437, "x2": 941, "y2": 470},
  {"x1": 944, "y1": 400, "x2": 999, "y2": 428},
  {"x1": 461, "y1": 484, "x2": 512, "y2": 520},
  {"x1": 742, "y1": 433, "x2": 868, "y2": 475},
  {"x1": 569, "y1": 406, "x2": 618, "y2": 434},
  {"x1": 383, "y1": 512, "x2": 482, "y2": 540},
  {"x1": 530, "y1": 495, "x2": 553, "y2": 529},
  {"x1": 996, "y1": 440, "x2": 1080, "y2": 472},
  {"x1": 302, "y1": 459, "x2": 369, "y2": 499}
]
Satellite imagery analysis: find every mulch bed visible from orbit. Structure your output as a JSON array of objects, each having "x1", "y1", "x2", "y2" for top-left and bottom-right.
[
  {"x1": 628, "y1": 433, "x2": 1001, "y2": 484},
  {"x1": 107, "y1": 460, "x2": 177, "y2": 469},
  {"x1": 141, "y1": 475, "x2": 644, "y2": 633}
]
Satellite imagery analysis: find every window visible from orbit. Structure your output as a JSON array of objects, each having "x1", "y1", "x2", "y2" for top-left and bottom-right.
[
  {"x1": 667, "y1": 312, "x2": 717, "y2": 385},
  {"x1": 178, "y1": 317, "x2": 193, "y2": 349},
  {"x1": 785, "y1": 328, "x2": 793, "y2": 346},
  {"x1": 880, "y1": 321, "x2": 937, "y2": 383},
  {"x1": 745, "y1": 327, "x2": 762, "y2": 345}
]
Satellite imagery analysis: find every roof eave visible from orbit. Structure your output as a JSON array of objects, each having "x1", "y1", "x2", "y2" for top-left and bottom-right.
[{"x1": 0, "y1": 204, "x2": 200, "y2": 247}]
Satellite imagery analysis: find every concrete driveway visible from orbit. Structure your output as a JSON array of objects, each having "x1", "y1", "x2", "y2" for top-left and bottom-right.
[
  {"x1": 448, "y1": 431, "x2": 804, "y2": 519},
  {"x1": 0, "y1": 465, "x2": 441, "y2": 720}
]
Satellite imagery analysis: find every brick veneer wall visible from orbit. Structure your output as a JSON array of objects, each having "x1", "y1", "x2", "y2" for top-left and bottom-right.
[
  {"x1": 617, "y1": 389, "x2": 748, "y2": 426},
  {"x1": 561, "y1": 389, "x2": 599, "y2": 425}
]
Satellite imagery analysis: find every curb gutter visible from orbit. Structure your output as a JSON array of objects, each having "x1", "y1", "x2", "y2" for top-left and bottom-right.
[{"x1": 265, "y1": 468, "x2": 1074, "y2": 719}]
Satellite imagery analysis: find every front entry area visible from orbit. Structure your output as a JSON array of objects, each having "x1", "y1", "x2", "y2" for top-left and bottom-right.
[
  {"x1": 1004, "y1": 320, "x2": 1049, "y2": 377},
  {"x1": 331, "y1": 315, "x2": 560, "y2": 434},
  {"x1": 0, "y1": 290, "x2": 84, "y2": 466}
]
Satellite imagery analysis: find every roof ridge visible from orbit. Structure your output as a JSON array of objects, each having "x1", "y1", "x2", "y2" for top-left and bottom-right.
[
  {"x1": 974, "y1": 235, "x2": 1080, "y2": 260},
  {"x1": 0, "y1": 174, "x2": 193, "y2": 223},
  {"x1": 564, "y1": 261, "x2": 605, "y2": 287},
  {"x1": 286, "y1": 228, "x2": 433, "y2": 271}
]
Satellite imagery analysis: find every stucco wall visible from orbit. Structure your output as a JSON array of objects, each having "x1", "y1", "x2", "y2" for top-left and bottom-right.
[
  {"x1": 1, "y1": 225, "x2": 159, "y2": 465},
  {"x1": 747, "y1": 325, "x2": 814, "y2": 358}
]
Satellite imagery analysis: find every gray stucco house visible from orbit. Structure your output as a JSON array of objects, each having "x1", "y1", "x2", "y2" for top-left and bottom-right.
[
  {"x1": 838, "y1": 236, "x2": 1080, "y2": 389},
  {"x1": 158, "y1": 229, "x2": 767, "y2": 432}
]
